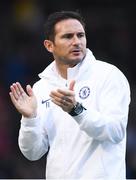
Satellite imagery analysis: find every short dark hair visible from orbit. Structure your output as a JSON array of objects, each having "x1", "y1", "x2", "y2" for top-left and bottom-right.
[{"x1": 44, "y1": 11, "x2": 85, "y2": 41}]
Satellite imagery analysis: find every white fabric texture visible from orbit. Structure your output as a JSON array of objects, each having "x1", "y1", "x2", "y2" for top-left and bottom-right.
[{"x1": 18, "y1": 49, "x2": 130, "y2": 179}]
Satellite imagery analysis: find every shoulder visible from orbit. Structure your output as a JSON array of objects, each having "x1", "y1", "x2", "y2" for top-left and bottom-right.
[
  {"x1": 94, "y1": 59, "x2": 116, "y2": 72},
  {"x1": 96, "y1": 60, "x2": 130, "y2": 92},
  {"x1": 94, "y1": 59, "x2": 127, "y2": 79},
  {"x1": 92, "y1": 60, "x2": 130, "y2": 92}
]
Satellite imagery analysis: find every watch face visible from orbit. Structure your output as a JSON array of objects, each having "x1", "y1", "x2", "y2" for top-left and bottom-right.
[
  {"x1": 74, "y1": 103, "x2": 83, "y2": 115},
  {"x1": 69, "y1": 102, "x2": 85, "y2": 116}
]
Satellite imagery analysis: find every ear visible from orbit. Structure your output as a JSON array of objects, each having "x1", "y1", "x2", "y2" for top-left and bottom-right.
[{"x1": 44, "y1": 40, "x2": 54, "y2": 53}]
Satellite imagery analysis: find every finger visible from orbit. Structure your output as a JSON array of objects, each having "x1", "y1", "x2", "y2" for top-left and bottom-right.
[
  {"x1": 57, "y1": 89, "x2": 75, "y2": 96},
  {"x1": 50, "y1": 91, "x2": 72, "y2": 104},
  {"x1": 15, "y1": 82, "x2": 28, "y2": 99},
  {"x1": 16, "y1": 82, "x2": 25, "y2": 94},
  {"x1": 9, "y1": 92, "x2": 18, "y2": 106},
  {"x1": 12, "y1": 82, "x2": 23, "y2": 96},
  {"x1": 51, "y1": 97, "x2": 71, "y2": 107},
  {"x1": 69, "y1": 80, "x2": 75, "y2": 91},
  {"x1": 26, "y1": 85, "x2": 34, "y2": 97},
  {"x1": 50, "y1": 90, "x2": 64, "y2": 99},
  {"x1": 51, "y1": 98, "x2": 62, "y2": 107},
  {"x1": 10, "y1": 84, "x2": 20, "y2": 100},
  {"x1": 50, "y1": 93, "x2": 62, "y2": 103},
  {"x1": 62, "y1": 96, "x2": 73, "y2": 103}
]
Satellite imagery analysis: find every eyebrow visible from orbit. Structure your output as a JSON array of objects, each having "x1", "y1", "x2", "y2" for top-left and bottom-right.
[{"x1": 61, "y1": 32, "x2": 85, "y2": 38}]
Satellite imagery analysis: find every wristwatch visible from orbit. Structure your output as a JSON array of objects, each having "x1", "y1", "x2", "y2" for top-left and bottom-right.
[{"x1": 69, "y1": 102, "x2": 86, "y2": 116}]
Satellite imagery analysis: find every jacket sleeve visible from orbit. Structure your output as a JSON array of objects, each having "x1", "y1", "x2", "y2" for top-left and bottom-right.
[
  {"x1": 18, "y1": 82, "x2": 49, "y2": 161},
  {"x1": 18, "y1": 116, "x2": 49, "y2": 161},
  {"x1": 73, "y1": 68, "x2": 131, "y2": 144}
]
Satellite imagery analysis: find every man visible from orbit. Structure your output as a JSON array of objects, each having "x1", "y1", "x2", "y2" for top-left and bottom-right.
[{"x1": 9, "y1": 11, "x2": 130, "y2": 179}]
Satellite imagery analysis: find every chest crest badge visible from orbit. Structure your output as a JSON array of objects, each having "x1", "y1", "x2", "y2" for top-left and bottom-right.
[{"x1": 79, "y1": 86, "x2": 90, "y2": 99}]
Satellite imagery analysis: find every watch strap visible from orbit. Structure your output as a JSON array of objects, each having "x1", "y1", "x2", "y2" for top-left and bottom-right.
[{"x1": 69, "y1": 102, "x2": 86, "y2": 116}]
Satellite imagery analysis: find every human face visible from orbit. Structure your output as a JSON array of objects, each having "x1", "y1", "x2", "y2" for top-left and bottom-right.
[{"x1": 47, "y1": 19, "x2": 87, "y2": 67}]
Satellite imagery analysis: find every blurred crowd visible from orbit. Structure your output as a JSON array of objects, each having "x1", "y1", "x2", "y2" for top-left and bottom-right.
[{"x1": 0, "y1": 0, "x2": 136, "y2": 178}]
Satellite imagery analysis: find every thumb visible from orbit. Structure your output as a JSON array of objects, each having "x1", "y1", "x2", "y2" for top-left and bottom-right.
[
  {"x1": 26, "y1": 85, "x2": 34, "y2": 97},
  {"x1": 69, "y1": 80, "x2": 75, "y2": 91}
]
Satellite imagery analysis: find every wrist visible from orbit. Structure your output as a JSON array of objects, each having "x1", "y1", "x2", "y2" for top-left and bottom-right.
[
  {"x1": 68, "y1": 102, "x2": 86, "y2": 116},
  {"x1": 23, "y1": 111, "x2": 37, "y2": 119}
]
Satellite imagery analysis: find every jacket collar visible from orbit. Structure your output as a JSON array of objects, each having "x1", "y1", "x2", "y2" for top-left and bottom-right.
[{"x1": 38, "y1": 48, "x2": 96, "y2": 81}]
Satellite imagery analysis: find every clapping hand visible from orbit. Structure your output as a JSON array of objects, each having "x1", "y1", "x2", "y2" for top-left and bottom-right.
[
  {"x1": 9, "y1": 82, "x2": 37, "y2": 118},
  {"x1": 50, "y1": 80, "x2": 76, "y2": 112}
]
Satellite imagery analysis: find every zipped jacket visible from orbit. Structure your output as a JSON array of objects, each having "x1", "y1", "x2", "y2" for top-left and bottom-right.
[{"x1": 19, "y1": 49, "x2": 130, "y2": 179}]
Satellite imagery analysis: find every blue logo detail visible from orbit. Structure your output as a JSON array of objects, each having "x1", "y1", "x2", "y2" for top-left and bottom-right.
[
  {"x1": 79, "y1": 86, "x2": 90, "y2": 99},
  {"x1": 42, "y1": 98, "x2": 50, "y2": 108}
]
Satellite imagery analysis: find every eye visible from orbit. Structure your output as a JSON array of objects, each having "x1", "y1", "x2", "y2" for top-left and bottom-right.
[
  {"x1": 63, "y1": 34, "x2": 73, "y2": 39},
  {"x1": 77, "y1": 33, "x2": 85, "y2": 38}
]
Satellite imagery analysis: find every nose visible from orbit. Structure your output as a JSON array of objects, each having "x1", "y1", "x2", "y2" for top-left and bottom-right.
[{"x1": 72, "y1": 35, "x2": 80, "y2": 45}]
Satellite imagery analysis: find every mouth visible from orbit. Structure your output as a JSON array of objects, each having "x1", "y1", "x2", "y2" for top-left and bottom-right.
[{"x1": 71, "y1": 49, "x2": 82, "y2": 55}]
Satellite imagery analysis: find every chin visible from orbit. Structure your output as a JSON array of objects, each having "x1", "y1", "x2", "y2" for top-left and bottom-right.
[
  {"x1": 69, "y1": 58, "x2": 83, "y2": 66},
  {"x1": 73, "y1": 55, "x2": 84, "y2": 62}
]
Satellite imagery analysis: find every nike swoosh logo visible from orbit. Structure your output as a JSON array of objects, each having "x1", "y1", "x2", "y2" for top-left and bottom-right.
[{"x1": 41, "y1": 98, "x2": 51, "y2": 104}]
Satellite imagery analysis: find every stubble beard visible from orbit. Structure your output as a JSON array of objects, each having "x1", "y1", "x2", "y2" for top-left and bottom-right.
[{"x1": 58, "y1": 54, "x2": 85, "y2": 67}]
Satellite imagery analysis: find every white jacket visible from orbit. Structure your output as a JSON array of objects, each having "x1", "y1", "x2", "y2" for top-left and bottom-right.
[{"x1": 19, "y1": 49, "x2": 130, "y2": 179}]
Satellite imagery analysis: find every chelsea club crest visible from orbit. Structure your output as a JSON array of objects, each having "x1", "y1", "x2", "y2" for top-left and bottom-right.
[{"x1": 79, "y1": 86, "x2": 90, "y2": 99}]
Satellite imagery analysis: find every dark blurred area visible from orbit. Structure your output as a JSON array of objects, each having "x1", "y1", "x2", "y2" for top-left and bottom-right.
[{"x1": 0, "y1": 0, "x2": 136, "y2": 178}]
